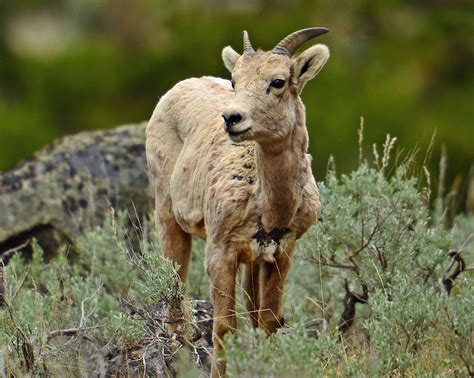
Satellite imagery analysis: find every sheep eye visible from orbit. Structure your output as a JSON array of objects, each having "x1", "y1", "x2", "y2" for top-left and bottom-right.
[
  {"x1": 270, "y1": 79, "x2": 285, "y2": 89},
  {"x1": 231, "y1": 80, "x2": 235, "y2": 89}
]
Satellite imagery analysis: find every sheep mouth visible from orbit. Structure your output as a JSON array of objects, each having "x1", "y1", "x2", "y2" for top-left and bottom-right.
[{"x1": 228, "y1": 128, "x2": 252, "y2": 142}]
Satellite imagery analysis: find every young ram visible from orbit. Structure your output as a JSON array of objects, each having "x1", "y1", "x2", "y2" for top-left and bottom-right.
[{"x1": 146, "y1": 28, "x2": 330, "y2": 376}]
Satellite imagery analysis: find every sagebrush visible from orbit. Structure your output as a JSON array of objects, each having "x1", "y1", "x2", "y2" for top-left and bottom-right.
[{"x1": 0, "y1": 142, "x2": 472, "y2": 376}]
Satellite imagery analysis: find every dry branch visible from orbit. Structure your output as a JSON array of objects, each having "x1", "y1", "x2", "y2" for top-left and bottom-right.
[
  {"x1": 337, "y1": 280, "x2": 369, "y2": 334},
  {"x1": 441, "y1": 250, "x2": 466, "y2": 295}
]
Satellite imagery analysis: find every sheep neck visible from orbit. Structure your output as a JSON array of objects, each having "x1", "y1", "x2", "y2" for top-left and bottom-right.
[{"x1": 254, "y1": 121, "x2": 307, "y2": 231}]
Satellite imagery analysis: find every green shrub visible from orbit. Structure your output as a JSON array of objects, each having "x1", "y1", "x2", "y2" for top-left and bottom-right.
[
  {"x1": 0, "y1": 212, "x2": 188, "y2": 375},
  {"x1": 224, "y1": 142, "x2": 473, "y2": 376},
  {"x1": 1, "y1": 146, "x2": 472, "y2": 376}
]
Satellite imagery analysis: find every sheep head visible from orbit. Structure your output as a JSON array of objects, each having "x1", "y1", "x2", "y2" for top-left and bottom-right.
[{"x1": 221, "y1": 28, "x2": 330, "y2": 144}]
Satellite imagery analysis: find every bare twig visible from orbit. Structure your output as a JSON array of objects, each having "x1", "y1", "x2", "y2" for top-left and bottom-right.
[
  {"x1": 441, "y1": 250, "x2": 466, "y2": 295},
  {"x1": 12, "y1": 268, "x2": 30, "y2": 304},
  {"x1": 348, "y1": 221, "x2": 380, "y2": 259},
  {"x1": 0, "y1": 240, "x2": 31, "y2": 262},
  {"x1": 46, "y1": 325, "x2": 104, "y2": 341},
  {"x1": 0, "y1": 262, "x2": 5, "y2": 306},
  {"x1": 304, "y1": 255, "x2": 358, "y2": 271},
  {"x1": 337, "y1": 280, "x2": 369, "y2": 335},
  {"x1": 80, "y1": 284, "x2": 103, "y2": 328}
]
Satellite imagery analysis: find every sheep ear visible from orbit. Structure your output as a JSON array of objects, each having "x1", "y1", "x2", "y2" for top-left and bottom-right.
[
  {"x1": 293, "y1": 44, "x2": 330, "y2": 93},
  {"x1": 222, "y1": 46, "x2": 240, "y2": 73}
]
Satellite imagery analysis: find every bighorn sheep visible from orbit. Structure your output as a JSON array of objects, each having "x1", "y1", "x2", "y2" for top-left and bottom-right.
[{"x1": 146, "y1": 28, "x2": 329, "y2": 376}]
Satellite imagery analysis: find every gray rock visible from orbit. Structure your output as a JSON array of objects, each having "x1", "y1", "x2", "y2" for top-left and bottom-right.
[{"x1": 0, "y1": 123, "x2": 152, "y2": 255}]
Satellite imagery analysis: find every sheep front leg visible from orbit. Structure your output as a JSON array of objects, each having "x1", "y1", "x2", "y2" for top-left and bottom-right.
[
  {"x1": 258, "y1": 249, "x2": 293, "y2": 334},
  {"x1": 207, "y1": 248, "x2": 238, "y2": 378},
  {"x1": 242, "y1": 262, "x2": 260, "y2": 328}
]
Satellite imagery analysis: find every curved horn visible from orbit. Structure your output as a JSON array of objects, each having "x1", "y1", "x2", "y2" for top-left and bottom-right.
[
  {"x1": 242, "y1": 30, "x2": 255, "y2": 53},
  {"x1": 272, "y1": 27, "x2": 329, "y2": 56}
]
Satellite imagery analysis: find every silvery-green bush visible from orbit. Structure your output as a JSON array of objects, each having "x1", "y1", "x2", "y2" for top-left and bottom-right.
[
  {"x1": 0, "y1": 162, "x2": 472, "y2": 376},
  {"x1": 0, "y1": 212, "x2": 184, "y2": 375},
  {"x1": 224, "y1": 162, "x2": 473, "y2": 376}
]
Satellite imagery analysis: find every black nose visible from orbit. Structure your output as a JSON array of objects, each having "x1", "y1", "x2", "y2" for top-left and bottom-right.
[{"x1": 222, "y1": 113, "x2": 242, "y2": 132}]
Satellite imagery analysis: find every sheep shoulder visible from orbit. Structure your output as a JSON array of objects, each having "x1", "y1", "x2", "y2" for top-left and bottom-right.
[{"x1": 147, "y1": 76, "x2": 258, "y2": 237}]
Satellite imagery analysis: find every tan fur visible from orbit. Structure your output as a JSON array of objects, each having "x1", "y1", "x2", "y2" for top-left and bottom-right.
[{"x1": 146, "y1": 36, "x2": 329, "y2": 377}]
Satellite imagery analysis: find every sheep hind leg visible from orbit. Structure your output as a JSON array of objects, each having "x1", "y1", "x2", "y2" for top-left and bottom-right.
[
  {"x1": 147, "y1": 121, "x2": 192, "y2": 281},
  {"x1": 154, "y1": 197, "x2": 192, "y2": 281},
  {"x1": 147, "y1": 117, "x2": 192, "y2": 335},
  {"x1": 242, "y1": 262, "x2": 260, "y2": 328},
  {"x1": 154, "y1": 191, "x2": 192, "y2": 335},
  {"x1": 150, "y1": 157, "x2": 192, "y2": 334}
]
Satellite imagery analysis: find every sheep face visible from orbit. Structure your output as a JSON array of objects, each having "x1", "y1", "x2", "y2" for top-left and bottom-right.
[{"x1": 221, "y1": 42, "x2": 329, "y2": 145}]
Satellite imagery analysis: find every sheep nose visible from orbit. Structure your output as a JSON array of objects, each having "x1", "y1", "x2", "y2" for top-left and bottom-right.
[{"x1": 222, "y1": 112, "x2": 242, "y2": 132}]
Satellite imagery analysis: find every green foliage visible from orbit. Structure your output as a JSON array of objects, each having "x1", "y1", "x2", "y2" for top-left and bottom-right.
[
  {"x1": 223, "y1": 152, "x2": 473, "y2": 376},
  {"x1": 440, "y1": 276, "x2": 474, "y2": 374},
  {"x1": 0, "y1": 154, "x2": 472, "y2": 375},
  {"x1": 225, "y1": 328, "x2": 345, "y2": 377},
  {"x1": 0, "y1": 212, "x2": 187, "y2": 375},
  {"x1": 300, "y1": 163, "x2": 450, "y2": 299},
  {"x1": 0, "y1": 241, "x2": 122, "y2": 375},
  {"x1": 138, "y1": 247, "x2": 184, "y2": 305}
]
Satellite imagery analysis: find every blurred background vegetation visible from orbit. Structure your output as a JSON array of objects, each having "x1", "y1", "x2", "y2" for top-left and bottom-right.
[{"x1": 0, "y1": 0, "x2": 472, "y2": 186}]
